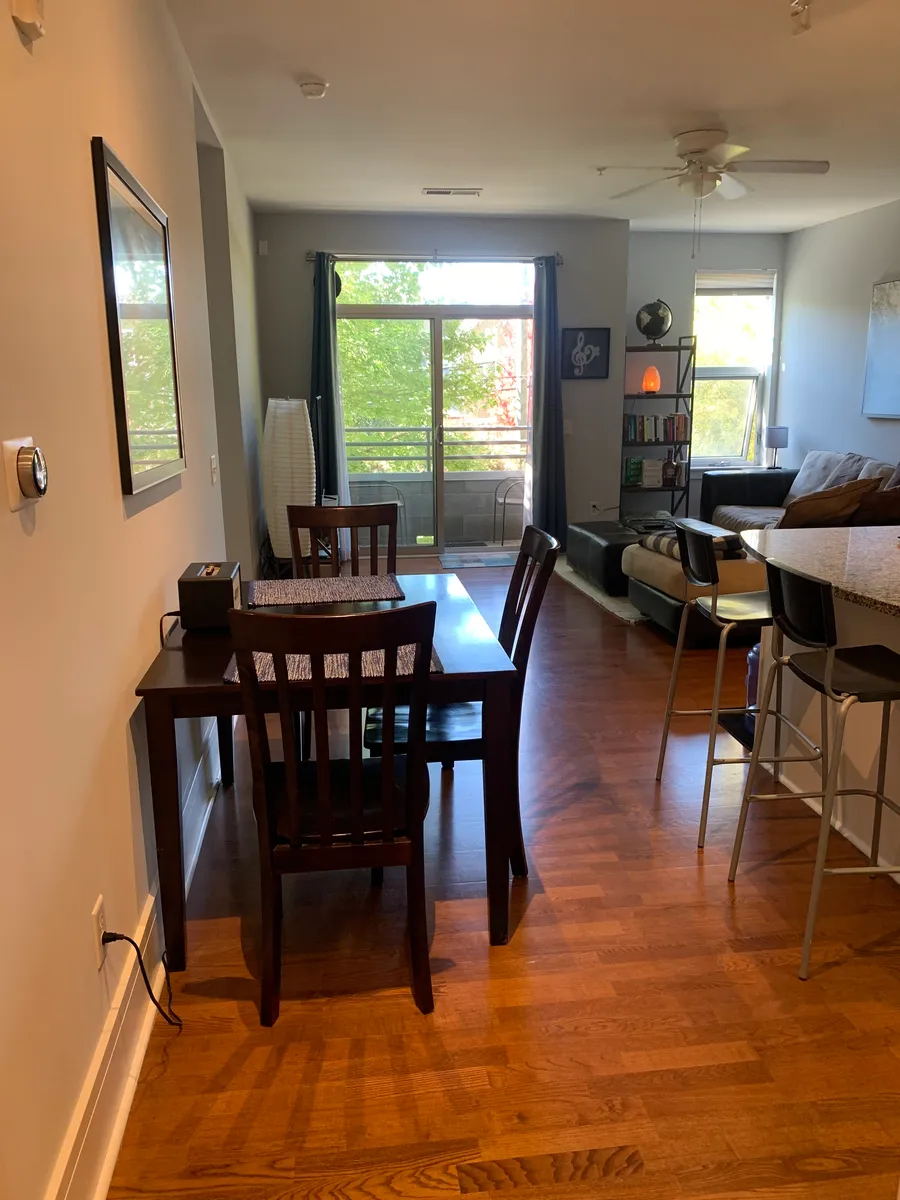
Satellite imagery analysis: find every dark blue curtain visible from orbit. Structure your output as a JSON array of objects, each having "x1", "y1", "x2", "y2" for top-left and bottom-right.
[
  {"x1": 309, "y1": 252, "x2": 339, "y2": 502},
  {"x1": 532, "y1": 256, "x2": 567, "y2": 545}
]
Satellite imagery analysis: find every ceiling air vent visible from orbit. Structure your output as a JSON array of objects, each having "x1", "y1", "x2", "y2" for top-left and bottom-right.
[{"x1": 422, "y1": 187, "x2": 483, "y2": 197}]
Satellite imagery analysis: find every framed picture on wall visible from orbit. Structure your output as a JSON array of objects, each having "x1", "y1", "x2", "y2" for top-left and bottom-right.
[
  {"x1": 862, "y1": 279, "x2": 900, "y2": 418},
  {"x1": 561, "y1": 327, "x2": 611, "y2": 379},
  {"x1": 91, "y1": 137, "x2": 186, "y2": 494}
]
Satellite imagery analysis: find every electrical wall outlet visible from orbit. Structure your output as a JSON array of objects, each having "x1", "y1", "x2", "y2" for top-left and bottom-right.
[
  {"x1": 91, "y1": 896, "x2": 107, "y2": 970},
  {"x1": 209, "y1": 454, "x2": 218, "y2": 485}
]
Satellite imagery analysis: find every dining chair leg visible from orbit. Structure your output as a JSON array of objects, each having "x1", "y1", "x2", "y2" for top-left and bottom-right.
[
  {"x1": 441, "y1": 760, "x2": 455, "y2": 771},
  {"x1": 728, "y1": 655, "x2": 779, "y2": 883},
  {"x1": 871, "y1": 701, "x2": 890, "y2": 869},
  {"x1": 371, "y1": 867, "x2": 384, "y2": 887},
  {"x1": 698, "y1": 620, "x2": 736, "y2": 850},
  {"x1": 656, "y1": 600, "x2": 692, "y2": 782},
  {"x1": 259, "y1": 869, "x2": 282, "y2": 1026},
  {"x1": 406, "y1": 843, "x2": 434, "y2": 1014},
  {"x1": 800, "y1": 696, "x2": 854, "y2": 980},
  {"x1": 508, "y1": 757, "x2": 528, "y2": 878}
]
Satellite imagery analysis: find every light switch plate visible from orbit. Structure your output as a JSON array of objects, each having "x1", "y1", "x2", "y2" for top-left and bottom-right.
[{"x1": 3, "y1": 436, "x2": 36, "y2": 512}]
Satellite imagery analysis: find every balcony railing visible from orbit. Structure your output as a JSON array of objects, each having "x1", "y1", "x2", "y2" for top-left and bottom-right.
[{"x1": 345, "y1": 425, "x2": 531, "y2": 473}]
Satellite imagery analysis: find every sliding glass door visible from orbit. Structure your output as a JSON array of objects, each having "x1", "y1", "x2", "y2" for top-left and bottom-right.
[
  {"x1": 336, "y1": 260, "x2": 534, "y2": 553},
  {"x1": 337, "y1": 316, "x2": 437, "y2": 547}
]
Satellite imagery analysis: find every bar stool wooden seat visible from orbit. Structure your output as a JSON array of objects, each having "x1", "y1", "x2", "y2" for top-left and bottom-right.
[
  {"x1": 729, "y1": 558, "x2": 900, "y2": 979},
  {"x1": 657, "y1": 520, "x2": 789, "y2": 848}
]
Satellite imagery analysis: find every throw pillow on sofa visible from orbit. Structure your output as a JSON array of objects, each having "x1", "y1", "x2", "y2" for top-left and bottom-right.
[
  {"x1": 822, "y1": 452, "x2": 871, "y2": 489},
  {"x1": 777, "y1": 477, "x2": 880, "y2": 529},
  {"x1": 850, "y1": 486, "x2": 900, "y2": 525}
]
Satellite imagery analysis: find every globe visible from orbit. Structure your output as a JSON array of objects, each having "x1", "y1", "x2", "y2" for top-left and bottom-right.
[{"x1": 636, "y1": 299, "x2": 673, "y2": 343}]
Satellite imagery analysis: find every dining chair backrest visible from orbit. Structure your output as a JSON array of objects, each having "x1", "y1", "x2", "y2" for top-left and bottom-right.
[
  {"x1": 287, "y1": 503, "x2": 399, "y2": 578},
  {"x1": 497, "y1": 525, "x2": 560, "y2": 677},
  {"x1": 765, "y1": 559, "x2": 837, "y2": 649},
  {"x1": 674, "y1": 520, "x2": 719, "y2": 589},
  {"x1": 229, "y1": 602, "x2": 436, "y2": 850}
]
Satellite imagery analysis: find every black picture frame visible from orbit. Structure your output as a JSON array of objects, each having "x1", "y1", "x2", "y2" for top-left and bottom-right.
[
  {"x1": 91, "y1": 137, "x2": 186, "y2": 495},
  {"x1": 561, "y1": 327, "x2": 611, "y2": 380}
]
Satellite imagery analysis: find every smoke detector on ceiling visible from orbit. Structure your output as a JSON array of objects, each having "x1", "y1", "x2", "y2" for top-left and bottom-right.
[
  {"x1": 790, "y1": 0, "x2": 812, "y2": 33},
  {"x1": 422, "y1": 187, "x2": 483, "y2": 197},
  {"x1": 297, "y1": 77, "x2": 328, "y2": 99}
]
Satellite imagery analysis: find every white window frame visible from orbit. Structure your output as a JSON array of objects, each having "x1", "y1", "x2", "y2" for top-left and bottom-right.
[
  {"x1": 692, "y1": 366, "x2": 765, "y2": 469},
  {"x1": 691, "y1": 273, "x2": 777, "y2": 470}
]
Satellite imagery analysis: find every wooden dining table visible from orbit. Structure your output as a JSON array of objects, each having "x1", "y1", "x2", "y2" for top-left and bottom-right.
[{"x1": 135, "y1": 572, "x2": 519, "y2": 971}]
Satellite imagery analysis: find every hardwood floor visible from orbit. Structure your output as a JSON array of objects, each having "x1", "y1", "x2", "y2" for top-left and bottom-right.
[{"x1": 110, "y1": 571, "x2": 900, "y2": 1199}]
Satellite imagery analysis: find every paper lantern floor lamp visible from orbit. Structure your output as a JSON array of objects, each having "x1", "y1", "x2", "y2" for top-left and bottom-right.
[{"x1": 262, "y1": 398, "x2": 316, "y2": 560}]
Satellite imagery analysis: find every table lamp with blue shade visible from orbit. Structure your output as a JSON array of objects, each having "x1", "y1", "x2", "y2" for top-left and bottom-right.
[{"x1": 765, "y1": 425, "x2": 789, "y2": 469}]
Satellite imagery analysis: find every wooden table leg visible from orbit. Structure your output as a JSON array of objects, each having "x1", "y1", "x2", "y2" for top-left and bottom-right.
[
  {"x1": 217, "y1": 714, "x2": 235, "y2": 788},
  {"x1": 483, "y1": 676, "x2": 512, "y2": 945},
  {"x1": 144, "y1": 694, "x2": 186, "y2": 972}
]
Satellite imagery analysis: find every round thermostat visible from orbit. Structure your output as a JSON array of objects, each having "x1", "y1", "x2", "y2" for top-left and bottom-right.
[{"x1": 17, "y1": 445, "x2": 48, "y2": 499}]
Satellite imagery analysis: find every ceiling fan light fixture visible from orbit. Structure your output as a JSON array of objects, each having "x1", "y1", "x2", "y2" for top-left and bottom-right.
[{"x1": 677, "y1": 171, "x2": 721, "y2": 199}]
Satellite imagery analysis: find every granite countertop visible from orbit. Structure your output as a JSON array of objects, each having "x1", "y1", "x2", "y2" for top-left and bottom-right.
[{"x1": 742, "y1": 526, "x2": 900, "y2": 617}]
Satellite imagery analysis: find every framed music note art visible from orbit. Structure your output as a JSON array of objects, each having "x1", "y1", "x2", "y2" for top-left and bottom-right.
[{"x1": 561, "y1": 327, "x2": 610, "y2": 380}]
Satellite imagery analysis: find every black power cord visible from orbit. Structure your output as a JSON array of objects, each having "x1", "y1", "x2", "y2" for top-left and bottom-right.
[{"x1": 102, "y1": 932, "x2": 183, "y2": 1028}]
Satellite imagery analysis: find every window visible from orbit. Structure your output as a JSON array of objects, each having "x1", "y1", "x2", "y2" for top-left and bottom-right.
[{"x1": 691, "y1": 270, "x2": 776, "y2": 466}]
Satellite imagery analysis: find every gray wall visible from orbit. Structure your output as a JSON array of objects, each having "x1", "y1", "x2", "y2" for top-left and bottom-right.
[
  {"x1": 253, "y1": 212, "x2": 630, "y2": 525},
  {"x1": 197, "y1": 136, "x2": 265, "y2": 573},
  {"x1": 777, "y1": 198, "x2": 900, "y2": 468}
]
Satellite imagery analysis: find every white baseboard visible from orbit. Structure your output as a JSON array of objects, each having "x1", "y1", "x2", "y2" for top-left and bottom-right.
[
  {"x1": 182, "y1": 717, "x2": 222, "y2": 891},
  {"x1": 43, "y1": 723, "x2": 222, "y2": 1200}
]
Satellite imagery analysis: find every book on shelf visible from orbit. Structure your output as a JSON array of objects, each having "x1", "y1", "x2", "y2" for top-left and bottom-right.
[
  {"x1": 622, "y1": 412, "x2": 690, "y2": 445},
  {"x1": 623, "y1": 456, "x2": 643, "y2": 486},
  {"x1": 641, "y1": 458, "x2": 663, "y2": 488}
]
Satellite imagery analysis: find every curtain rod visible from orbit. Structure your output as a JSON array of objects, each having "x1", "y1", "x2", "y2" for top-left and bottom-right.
[{"x1": 305, "y1": 251, "x2": 563, "y2": 266}]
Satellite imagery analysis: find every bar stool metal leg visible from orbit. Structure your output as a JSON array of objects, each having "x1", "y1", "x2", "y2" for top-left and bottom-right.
[
  {"x1": 871, "y1": 701, "x2": 890, "y2": 869},
  {"x1": 698, "y1": 620, "x2": 737, "y2": 849},
  {"x1": 656, "y1": 600, "x2": 693, "y2": 782},
  {"x1": 799, "y1": 695, "x2": 856, "y2": 980},
  {"x1": 728, "y1": 653, "x2": 780, "y2": 882}
]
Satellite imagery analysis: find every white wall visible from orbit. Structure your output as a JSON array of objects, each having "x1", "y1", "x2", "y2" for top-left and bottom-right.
[
  {"x1": 777, "y1": 199, "x2": 900, "y2": 468},
  {"x1": 253, "y1": 212, "x2": 630, "y2": 524},
  {"x1": 0, "y1": 5, "x2": 227, "y2": 1197}
]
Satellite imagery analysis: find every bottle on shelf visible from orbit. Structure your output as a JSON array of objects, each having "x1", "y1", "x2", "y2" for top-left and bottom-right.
[{"x1": 661, "y1": 448, "x2": 677, "y2": 488}]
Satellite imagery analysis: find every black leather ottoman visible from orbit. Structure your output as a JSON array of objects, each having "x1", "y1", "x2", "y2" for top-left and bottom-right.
[{"x1": 567, "y1": 522, "x2": 640, "y2": 596}]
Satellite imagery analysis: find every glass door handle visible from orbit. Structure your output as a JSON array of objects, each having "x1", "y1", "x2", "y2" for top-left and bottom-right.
[{"x1": 436, "y1": 425, "x2": 444, "y2": 446}]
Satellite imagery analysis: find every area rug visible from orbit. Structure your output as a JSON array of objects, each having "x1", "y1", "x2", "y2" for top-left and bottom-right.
[
  {"x1": 440, "y1": 552, "x2": 519, "y2": 569},
  {"x1": 554, "y1": 555, "x2": 646, "y2": 624}
]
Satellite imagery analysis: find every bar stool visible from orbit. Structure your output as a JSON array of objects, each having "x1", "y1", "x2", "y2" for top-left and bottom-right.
[
  {"x1": 729, "y1": 558, "x2": 900, "y2": 979},
  {"x1": 657, "y1": 520, "x2": 790, "y2": 848}
]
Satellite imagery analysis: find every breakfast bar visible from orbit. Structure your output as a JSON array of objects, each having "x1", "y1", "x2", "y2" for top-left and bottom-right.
[{"x1": 742, "y1": 526, "x2": 900, "y2": 869}]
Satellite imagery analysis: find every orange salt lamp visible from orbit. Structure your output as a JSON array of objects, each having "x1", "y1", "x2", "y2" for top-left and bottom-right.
[{"x1": 642, "y1": 365, "x2": 661, "y2": 394}]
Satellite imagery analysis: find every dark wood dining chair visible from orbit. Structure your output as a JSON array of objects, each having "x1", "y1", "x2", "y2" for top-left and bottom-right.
[
  {"x1": 364, "y1": 525, "x2": 560, "y2": 878},
  {"x1": 287, "y1": 503, "x2": 399, "y2": 578},
  {"x1": 229, "y1": 601, "x2": 437, "y2": 1025}
]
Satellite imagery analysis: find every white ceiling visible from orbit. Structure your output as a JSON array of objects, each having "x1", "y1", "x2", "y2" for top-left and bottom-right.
[{"x1": 169, "y1": 0, "x2": 900, "y2": 233}]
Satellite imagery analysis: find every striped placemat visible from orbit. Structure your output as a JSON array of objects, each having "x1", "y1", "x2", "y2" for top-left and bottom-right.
[
  {"x1": 248, "y1": 574, "x2": 404, "y2": 607},
  {"x1": 224, "y1": 645, "x2": 443, "y2": 684}
]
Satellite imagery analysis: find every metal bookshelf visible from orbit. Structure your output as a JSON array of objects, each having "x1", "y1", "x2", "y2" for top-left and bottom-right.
[{"x1": 620, "y1": 335, "x2": 696, "y2": 518}]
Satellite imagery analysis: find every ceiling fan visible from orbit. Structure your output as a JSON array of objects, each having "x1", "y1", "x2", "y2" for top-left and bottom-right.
[{"x1": 599, "y1": 128, "x2": 830, "y2": 203}]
